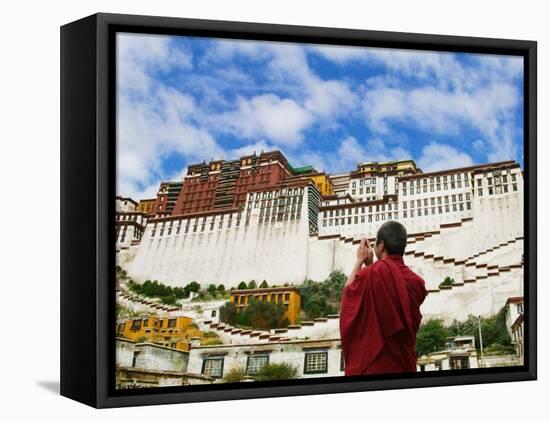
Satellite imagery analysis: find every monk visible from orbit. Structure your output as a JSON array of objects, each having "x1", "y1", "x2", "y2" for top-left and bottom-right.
[{"x1": 339, "y1": 221, "x2": 427, "y2": 376}]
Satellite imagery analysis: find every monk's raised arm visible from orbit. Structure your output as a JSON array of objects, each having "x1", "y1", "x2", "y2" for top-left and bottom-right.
[{"x1": 344, "y1": 237, "x2": 373, "y2": 287}]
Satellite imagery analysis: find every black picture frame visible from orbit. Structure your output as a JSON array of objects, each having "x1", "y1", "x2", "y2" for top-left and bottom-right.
[{"x1": 60, "y1": 12, "x2": 537, "y2": 408}]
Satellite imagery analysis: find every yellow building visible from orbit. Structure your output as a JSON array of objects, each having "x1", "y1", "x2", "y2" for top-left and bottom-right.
[
  {"x1": 116, "y1": 315, "x2": 197, "y2": 351},
  {"x1": 358, "y1": 159, "x2": 421, "y2": 176},
  {"x1": 310, "y1": 173, "x2": 334, "y2": 196},
  {"x1": 137, "y1": 198, "x2": 156, "y2": 215},
  {"x1": 229, "y1": 286, "x2": 301, "y2": 325}
]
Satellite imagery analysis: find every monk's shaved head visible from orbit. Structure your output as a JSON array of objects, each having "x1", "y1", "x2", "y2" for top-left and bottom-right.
[{"x1": 375, "y1": 221, "x2": 407, "y2": 256}]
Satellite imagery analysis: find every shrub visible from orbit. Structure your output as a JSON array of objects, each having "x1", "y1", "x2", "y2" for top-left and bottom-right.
[
  {"x1": 438, "y1": 276, "x2": 455, "y2": 289},
  {"x1": 223, "y1": 366, "x2": 247, "y2": 383},
  {"x1": 160, "y1": 295, "x2": 178, "y2": 306},
  {"x1": 255, "y1": 363, "x2": 299, "y2": 381}
]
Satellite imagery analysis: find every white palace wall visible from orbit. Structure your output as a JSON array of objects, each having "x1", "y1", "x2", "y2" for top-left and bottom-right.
[
  {"x1": 122, "y1": 186, "x2": 523, "y2": 288},
  {"x1": 126, "y1": 190, "x2": 312, "y2": 288}
]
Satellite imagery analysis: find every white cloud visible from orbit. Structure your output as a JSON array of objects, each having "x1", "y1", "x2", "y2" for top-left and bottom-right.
[
  {"x1": 417, "y1": 142, "x2": 473, "y2": 172},
  {"x1": 309, "y1": 44, "x2": 369, "y2": 64},
  {"x1": 117, "y1": 33, "x2": 192, "y2": 95},
  {"x1": 117, "y1": 90, "x2": 225, "y2": 200},
  {"x1": 213, "y1": 94, "x2": 314, "y2": 145},
  {"x1": 313, "y1": 44, "x2": 523, "y2": 164},
  {"x1": 227, "y1": 139, "x2": 278, "y2": 158},
  {"x1": 290, "y1": 136, "x2": 412, "y2": 174},
  {"x1": 206, "y1": 40, "x2": 359, "y2": 125},
  {"x1": 363, "y1": 82, "x2": 520, "y2": 162}
]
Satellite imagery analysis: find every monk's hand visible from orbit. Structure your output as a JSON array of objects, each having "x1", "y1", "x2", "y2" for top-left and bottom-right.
[{"x1": 356, "y1": 237, "x2": 374, "y2": 267}]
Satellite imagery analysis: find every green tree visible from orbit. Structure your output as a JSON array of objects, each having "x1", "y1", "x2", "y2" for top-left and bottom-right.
[
  {"x1": 255, "y1": 363, "x2": 299, "y2": 381},
  {"x1": 241, "y1": 297, "x2": 288, "y2": 329},
  {"x1": 217, "y1": 284, "x2": 226, "y2": 294},
  {"x1": 219, "y1": 302, "x2": 238, "y2": 326},
  {"x1": 219, "y1": 298, "x2": 289, "y2": 330},
  {"x1": 416, "y1": 319, "x2": 450, "y2": 356},
  {"x1": 184, "y1": 281, "x2": 201, "y2": 296},
  {"x1": 299, "y1": 279, "x2": 336, "y2": 319},
  {"x1": 173, "y1": 287, "x2": 187, "y2": 299},
  {"x1": 324, "y1": 270, "x2": 346, "y2": 301},
  {"x1": 248, "y1": 280, "x2": 257, "y2": 289},
  {"x1": 238, "y1": 281, "x2": 248, "y2": 290},
  {"x1": 207, "y1": 284, "x2": 218, "y2": 296},
  {"x1": 259, "y1": 280, "x2": 269, "y2": 288},
  {"x1": 447, "y1": 308, "x2": 511, "y2": 351}
]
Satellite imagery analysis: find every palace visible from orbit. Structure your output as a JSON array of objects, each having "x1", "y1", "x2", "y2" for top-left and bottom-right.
[{"x1": 116, "y1": 149, "x2": 524, "y2": 322}]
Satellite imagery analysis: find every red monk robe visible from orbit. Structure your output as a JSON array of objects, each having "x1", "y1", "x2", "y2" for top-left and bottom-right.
[{"x1": 339, "y1": 254, "x2": 427, "y2": 375}]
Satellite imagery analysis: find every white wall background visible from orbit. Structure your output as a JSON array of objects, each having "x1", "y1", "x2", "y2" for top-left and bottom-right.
[{"x1": 0, "y1": 0, "x2": 547, "y2": 420}]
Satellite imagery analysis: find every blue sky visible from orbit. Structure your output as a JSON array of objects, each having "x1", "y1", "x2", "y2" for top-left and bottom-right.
[{"x1": 116, "y1": 33, "x2": 524, "y2": 200}]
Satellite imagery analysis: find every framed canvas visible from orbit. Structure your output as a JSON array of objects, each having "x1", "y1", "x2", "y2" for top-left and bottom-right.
[{"x1": 60, "y1": 12, "x2": 537, "y2": 408}]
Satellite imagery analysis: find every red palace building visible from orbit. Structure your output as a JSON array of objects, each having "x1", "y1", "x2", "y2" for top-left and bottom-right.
[{"x1": 150, "y1": 150, "x2": 317, "y2": 218}]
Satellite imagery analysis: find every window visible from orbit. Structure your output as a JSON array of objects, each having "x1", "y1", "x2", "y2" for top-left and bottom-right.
[
  {"x1": 246, "y1": 354, "x2": 269, "y2": 375},
  {"x1": 340, "y1": 350, "x2": 345, "y2": 371},
  {"x1": 202, "y1": 357, "x2": 224, "y2": 378},
  {"x1": 304, "y1": 351, "x2": 328, "y2": 374},
  {"x1": 132, "y1": 351, "x2": 141, "y2": 367},
  {"x1": 168, "y1": 319, "x2": 177, "y2": 328}
]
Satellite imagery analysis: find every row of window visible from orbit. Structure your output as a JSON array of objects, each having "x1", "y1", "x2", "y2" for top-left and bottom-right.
[
  {"x1": 477, "y1": 183, "x2": 518, "y2": 196},
  {"x1": 249, "y1": 187, "x2": 305, "y2": 201},
  {"x1": 258, "y1": 213, "x2": 301, "y2": 224},
  {"x1": 402, "y1": 179, "x2": 470, "y2": 195},
  {"x1": 476, "y1": 173, "x2": 517, "y2": 187},
  {"x1": 351, "y1": 177, "x2": 377, "y2": 188},
  {"x1": 351, "y1": 186, "x2": 376, "y2": 196},
  {"x1": 251, "y1": 195, "x2": 303, "y2": 210},
  {"x1": 233, "y1": 292, "x2": 291, "y2": 304},
  {"x1": 116, "y1": 225, "x2": 142, "y2": 243},
  {"x1": 150, "y1": 214, "x2": 244, "y2": 237},
  {"x1": 201, "y1": 350, "x2": 343, "y2": 378},
  {"x1": 116, "y1": 213, "x2": 146, "y2": 223},
  {"x1": 403, "y1": 172, "x2": 470, "y2": 188},
  {"x1": 259, "y1": 204, "x2": 302, "y2": 217},
  {"x1": 322, "y1": 202, "x2": 472, "y2": 227}
]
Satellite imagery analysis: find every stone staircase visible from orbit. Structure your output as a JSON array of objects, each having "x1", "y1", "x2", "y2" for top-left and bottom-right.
[{"x1": 194, "y1": 314, "x2": 341, "y2": 344}]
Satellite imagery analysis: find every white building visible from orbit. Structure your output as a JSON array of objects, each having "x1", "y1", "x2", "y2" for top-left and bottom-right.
[
  {"x1": 417, "y1": 336, "x2": 479, "y2": 371},
  {"x1": 186, "y1": 337, "x2": 344, "y2": 381},
  {"x1": 505, "y1": 296, "x2": 525, "y2": 362}
]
